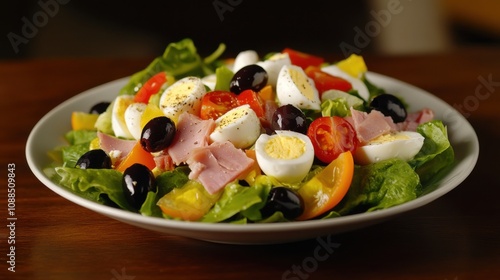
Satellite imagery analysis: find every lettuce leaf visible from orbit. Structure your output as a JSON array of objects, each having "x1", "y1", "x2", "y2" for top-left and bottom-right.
[
  {"x1": 60, "y1": 130, "x2": 96, "y2": 167},
  {"x1": 333, "y1": 158, "x2": 420, "y2": 215},
  {"x1": 119, "y1": 38, "x2": 225, "y2": 96},
  {"x1": 409, "y1": 120, "x2": 455, "y2": 192},
  {"x1": 201, "y1": 176, "x2": 273, "y2": 223},
  {"x1": 52, "y1": 167, "x2": 135, "y2": 212},
  {"x1": 139, "y1": 167, "x2": 190, "y2": 217}
]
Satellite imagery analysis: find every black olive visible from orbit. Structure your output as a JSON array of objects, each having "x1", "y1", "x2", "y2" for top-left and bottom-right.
[
  {"x1": 369, "y1": 93, "x2": 407, "y2": 123},
  {"x1": 75, "y1": 149, "x2": 112, "y2": 169},
  {"x1": 260, "y1": 187, "x2": 304, "y2": 220},
  {"x1": 230, "y1": 64, "x2": 268, "y2": 94},
  {"x1": 89, "y1": 102, "x2": 111, "y2": 115},
  {"x1": 271, "y1": 104, "x2": 308, "y2": 134},
  {"x1": 122, "y1": 163, "x2": 157, "y2": 210},
  {"x1": 140, "y1": 116, "x2": 176, "y2": 153}
]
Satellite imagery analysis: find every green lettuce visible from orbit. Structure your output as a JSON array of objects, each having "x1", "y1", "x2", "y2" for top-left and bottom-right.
[
  {"x1": 321, "y1": 98, "x2": 351, "y2": 117},
  {"x1": 119, "y1": 38, "x2": 226, "y2": 96},
  {"x1": 332, "y1": 158, "x2": 420, "y2": 216},
  {"x1": 409, "y1": 120, "x2": 455, "y2": 192},
  {"x1": 60, "y1": 130, "x2": 96, "y2": 167},
  {"x1": 213, "y1": 65, "x2": 234, "y2": 91},
  {"x1": 201, "y1": 176, "x2": 273, "y2": 223},
  {"x1": 52, "y1": 167, "x2": 135, "y2": 212},
  {"x1": 139, "y1": 167, "x2": 190, "y2": 217}
]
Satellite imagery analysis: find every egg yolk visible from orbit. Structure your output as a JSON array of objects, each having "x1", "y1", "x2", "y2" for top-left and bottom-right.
[
  {"x1": 265, "y1": 136, "x2": 305, "y2": 159},
  {"x1": 216, "y1": 106, "x2": 248, "y2": 129},
  {"x1": 162, "y1": 82, "x2": 194, "y2": 107},
  {"x1": 288, "y1": 68, "x2": 315, "y2": 101},
  {"x1": 368, "y1": 133, "x2": 410, "y2": 145}
]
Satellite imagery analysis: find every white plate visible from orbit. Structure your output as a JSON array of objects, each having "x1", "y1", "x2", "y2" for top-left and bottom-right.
[{"x1": 26, "y1": 72, "x2": 479, "y2": 244}]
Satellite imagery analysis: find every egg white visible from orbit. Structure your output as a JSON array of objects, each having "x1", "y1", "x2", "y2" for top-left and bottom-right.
[
  {"x1": 257, "y1": 52, "x2": 291, "y2": 87},
  {"x1": 232, "y1": 50, "x2": 259, "y2": 73},
  {"x1": 111, "y1": 95, "x2": 135, "y2": 139},
  {"x1": 159, "y1": 76, "x2": 206, "y2": 123},
  {"x1": 209, "y1": 104, "x2": 261, "y2": 149},
  {"x1": 354, "y1": 131, "x2": 425, "y2": 165},
  {"x1": 255, "y1": 130, "x2": 315, "y2": 184},
  {"x1": 276, "y1": 65, "x2": 321, "y2": 111},
  {"x1": 124, "y1": 102, "x2": 147, "y2": 140}
]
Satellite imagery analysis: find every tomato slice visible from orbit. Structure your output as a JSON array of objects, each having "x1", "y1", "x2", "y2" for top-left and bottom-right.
[
  {"x1": 296, "y1": 151, "x2": 354, "y2": 220},
  {"x1": 237, "y1": 89, "x2": 265, "y2": 118},
  {"x1": 283, "y1": 48, "x2": 325, "y2": 69},
  {"x1": 200, "y1": 90, "x2": 239, "y2": 120},
  {"x1": 115, "y1": 141, "x2": 156, "y2": 172},
  {"x1": 305, "y1": 66, "x2": 353, "y2": 96},
  {"x1": 307, "y1": 116, "x2": 359, "y2": 164},
  {"x1": 134, "y1": 71, "x2": 168, "y2": 104}
]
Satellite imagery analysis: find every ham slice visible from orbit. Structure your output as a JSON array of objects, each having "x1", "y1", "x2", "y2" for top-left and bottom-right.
[
  {"x1": 398, "y1": 108, "x2": 434, "y2": 131},
  {"x1": 187, "y1": 141, "x2": 254, "y2": 194},
  {"x1": 349, "y1": 108, "x2": 397, "y2": 144},
  {"x1": 167, "y1": 112, "x2": 216, "y2": 165},
  {"x1": 97, "y1": 132, "x2": 136, "y2": 165},
  {"x1": 153, "y1": 153, "x2": 175, "y2": 172},
  {"x1": 347, "y1": 107, "x2": 435, "y2": 144}
]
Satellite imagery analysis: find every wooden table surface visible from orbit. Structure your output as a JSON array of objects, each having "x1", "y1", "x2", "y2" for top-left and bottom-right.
[{"x1": 1, "y1": 47, "x2": 499, "y2": 280}]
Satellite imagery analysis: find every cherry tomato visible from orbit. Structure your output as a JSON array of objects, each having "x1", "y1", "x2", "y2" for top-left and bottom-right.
[
  {"x1": 296, "y1": 151, "x2": 354, "y2": 220},
  {"x1": 134, "y1": 71, "x2": 168, "y2": 103},
  {"x1": 283, "y1": 48, "x2": 325, "y2": 69},
  {"x1": 200, "y1": 90, "x2": 239, "y2": 120},
  {"x1": 305, "y1": 66, "x2": 353, "y2": 96},
  {"x1": 115, "y1": 141, "x2": 156, "y2": 173},
  {"x1": 307, "y1": 116, "x2": 359, "y2": 164},
  {"x1": 237, "y1": 89, "x2": 265, "y2": 118}
]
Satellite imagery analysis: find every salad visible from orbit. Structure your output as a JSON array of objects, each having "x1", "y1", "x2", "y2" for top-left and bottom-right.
[{"x1": 45, "y1": 38, "x2": 454, "y2": 223}]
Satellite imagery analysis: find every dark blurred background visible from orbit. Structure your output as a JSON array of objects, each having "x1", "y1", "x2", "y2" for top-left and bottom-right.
[{"x1": 1, "y1": 0, "x2": 499, "y2": 60}]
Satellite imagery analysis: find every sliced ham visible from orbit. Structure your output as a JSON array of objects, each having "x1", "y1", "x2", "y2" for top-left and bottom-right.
[
  {"x1": 398, "y1": 108, "x2": 434, "y2": 131},
  {"x1": 153, "y1": 153, "x2": 175, "y2": 172},
  {"x1": 97, "y1": 132, "x2": 136, "y2": 165},
  {"x1": 349, "y1": 108, "x2": 397, "y2": 144},
  {"x1": 167, "y1": 112, "x2": 216, "y2": 165},
  {"x1": 186, "y1": 141, "x2": 254, "y2": 194}
]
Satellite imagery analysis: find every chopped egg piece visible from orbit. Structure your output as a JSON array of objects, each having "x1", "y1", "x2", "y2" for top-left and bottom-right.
[
  {"x1": 276, "y1": 65, "x2": 321, "y2": 111},
  {"x1": 159, "y1": 76, "x2": 206, "y2": 123},
  {"x1": 354, "y1": 131, "x2": 425, "y2": 165},
  {"x1": 124, "y1": 102, "x2": 147, "y2": 140},
  {"x1": 257, "y1": 52, "x2": 291, "y2": 87},
  {"x1": 111, "y1": 95, "x2": 135, "y2": 139},
  {"x1": 209, "y1": 104, "x2": 261, "y2": 149},
  {"x1": 232, "y1": 50, "x2": 259, "y2": 73},
  {"x1": 255, "y1": 130, "x2": 315, "y2": 184}
]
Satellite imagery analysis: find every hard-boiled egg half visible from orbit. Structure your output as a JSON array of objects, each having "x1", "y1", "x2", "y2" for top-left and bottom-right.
[
  {"x1": 111, "y1": 95, "x2": 135, "y2": 139},
  {"x1": 232, "y1": 50, "x2": 259, "y2": 73},
  {"x1": 321, "y1": 65, "x2": 370, "y2": 101},
  {"x1": 255, "y1": 130, "x2": 315, "y2": 184},
  {"x1": 353, "y1": 131, "x2": 425, "y2": 165},
  {"x1": 257, "y1": 52, "x2": 291, "y2": 87},
  {"x1": 159, "y1": 76, "x2": 206, "y2": 123},
  {"x1": 276, "y1": 65, "x2": 321, "y2": 111},
  {"x1": 209, "y1": 104, "x2": 261, "y2": 149},
  {"x1": 124, "y1": 102, "x2": 147, "y2": 140}
]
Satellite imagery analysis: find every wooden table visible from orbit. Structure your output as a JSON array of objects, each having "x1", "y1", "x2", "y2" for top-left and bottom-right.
[{"x1": 1, "y1": 47, "x2": 499, "y2": 279}]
